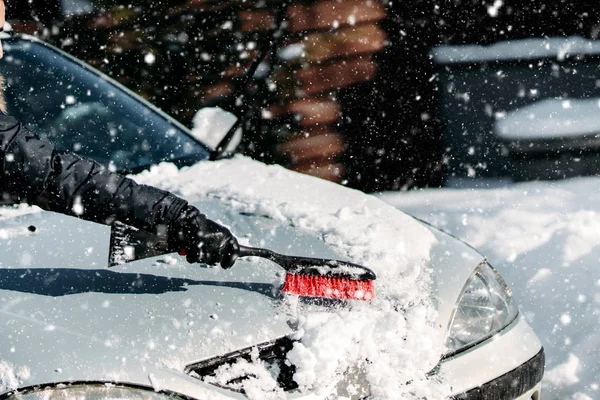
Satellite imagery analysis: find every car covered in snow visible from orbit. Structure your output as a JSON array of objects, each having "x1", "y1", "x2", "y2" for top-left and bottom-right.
[{"x1": 0, "y1": 33, "x2": 544, "y2": 399}]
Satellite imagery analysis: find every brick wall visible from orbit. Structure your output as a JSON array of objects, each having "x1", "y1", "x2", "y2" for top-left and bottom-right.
[{"x1": 30, "y1": 0, "x2": 388, "y2": 185}]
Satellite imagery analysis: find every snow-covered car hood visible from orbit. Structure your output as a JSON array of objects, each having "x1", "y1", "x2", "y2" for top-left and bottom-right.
[{"x1": 0, "y1": 157, "x2": 481, "y2": 398}]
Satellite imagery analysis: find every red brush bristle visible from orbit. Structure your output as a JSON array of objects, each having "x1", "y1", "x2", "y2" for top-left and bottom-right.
[{"x1": 281, "y1": 273, "x2": 375, "y2": 301}]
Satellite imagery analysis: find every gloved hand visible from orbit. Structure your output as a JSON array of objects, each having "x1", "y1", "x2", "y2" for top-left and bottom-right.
[{"x1": 168, "y1": 205, "x2": 239, "y2": 268}]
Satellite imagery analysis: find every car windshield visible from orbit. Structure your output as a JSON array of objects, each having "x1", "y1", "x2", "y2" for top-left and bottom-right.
[{"x1": 0, "y1": 36, "x2": 209, "y2": 172}]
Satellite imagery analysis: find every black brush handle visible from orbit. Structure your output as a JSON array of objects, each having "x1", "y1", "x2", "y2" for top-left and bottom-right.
[
  {"x1": 178, "y1": 242, "x2": 277, "y2": 270},
  {"x1": 238, "y1": 245, "x2": 274, "y2": 259},
  {"x1": 232, "y1": 245, "x2": 377, "y2": 281},
  {"x1": 224, "y1": 244, "x2": 280, "y2": 269},
  {"x1": 109, "y1": 220, "x2": 375, "y2": 280}
]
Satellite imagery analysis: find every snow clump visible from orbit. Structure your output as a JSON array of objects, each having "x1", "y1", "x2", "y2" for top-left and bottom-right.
[
  {"x1": 134, "y1": 156, "x2": 448, "y2": 399},
  {"x1": 0, "y1": 361, "x2": 30, "y2": 392}
]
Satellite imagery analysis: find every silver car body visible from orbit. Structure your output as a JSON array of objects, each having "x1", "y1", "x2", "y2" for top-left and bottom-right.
[
  {"x1": 0, "y1": 33, "x2": 543, "y2": 399},
  {"x1": 0, "y1": 189, "x2": 541, "y2": 399}
]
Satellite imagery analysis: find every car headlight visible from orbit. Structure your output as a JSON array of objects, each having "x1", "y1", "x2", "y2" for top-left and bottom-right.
[
  {"x1": 444, "y1": 261, "x2": 519, "y2": 357},
  {"x1": 6, "y1": 384, "x2": 182, "y2": 399}
]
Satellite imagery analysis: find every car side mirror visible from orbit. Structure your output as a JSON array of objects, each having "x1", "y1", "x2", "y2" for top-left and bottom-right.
[{"x1": 191, "y1": 107, "x2": 242, "y2": 157}]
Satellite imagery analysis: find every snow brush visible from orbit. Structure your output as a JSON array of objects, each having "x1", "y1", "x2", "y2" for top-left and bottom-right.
[{"x1": 108, "y1": 221, "x2": 376, "y2": 301}]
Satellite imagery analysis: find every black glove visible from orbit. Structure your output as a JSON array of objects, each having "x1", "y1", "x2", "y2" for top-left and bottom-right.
[{"x1": 168, "y1": 206, "x2": 239, "y2": 268}]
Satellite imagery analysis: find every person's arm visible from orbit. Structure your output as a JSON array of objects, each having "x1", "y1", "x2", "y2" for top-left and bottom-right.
[
  {"x1": 0, "y1": 114, "x2": 237, "y2": 267},
  {"x1": 0, "y1": 115, "x2": 186, "y2": 230}
]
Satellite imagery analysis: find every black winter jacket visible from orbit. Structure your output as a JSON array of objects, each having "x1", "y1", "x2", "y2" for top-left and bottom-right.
[{"x1": 0, "y1": 113, "x2": 188, "y2": 232}]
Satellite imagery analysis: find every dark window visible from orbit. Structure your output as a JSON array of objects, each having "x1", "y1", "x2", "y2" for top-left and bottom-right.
[{"x1": 0, "y1": 37, "x2": 209, "y2": 172}]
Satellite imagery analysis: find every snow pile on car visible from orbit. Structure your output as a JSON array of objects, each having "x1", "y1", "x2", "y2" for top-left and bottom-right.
[
  {"x1": 0, "y1": 361, "x2": 30, "y2": 393},
  {"x1": 134, "y1": 156, "x2": 449, "y2": 399}
]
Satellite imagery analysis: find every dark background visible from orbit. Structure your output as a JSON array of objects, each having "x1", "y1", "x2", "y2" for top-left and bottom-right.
[
  {"x1": 341, "y1": 1, "x2": 600, "y2": 191},
  {"x1": 8, "y1": 0, "x2": 600, "y2": 192}
]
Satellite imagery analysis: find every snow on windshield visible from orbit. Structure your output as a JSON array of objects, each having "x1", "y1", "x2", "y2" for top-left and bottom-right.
[
  {"x1": 495, "y1": 98, "x2": 600, "y2": 141},
  {"x1": 432, "y1": 36, "x2": 600, "y2": 64},
  {"x1": 133, "y1": 156, "x2": 446, "y2": 398}
]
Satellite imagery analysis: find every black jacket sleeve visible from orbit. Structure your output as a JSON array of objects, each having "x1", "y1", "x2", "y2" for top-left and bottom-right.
[{"x1": 0, "y1": 114, "x2": 187, "y2": 232}]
